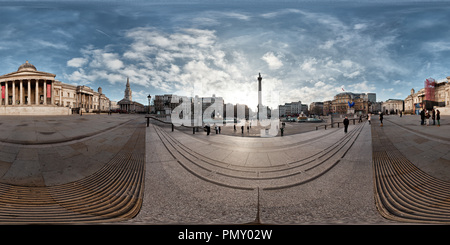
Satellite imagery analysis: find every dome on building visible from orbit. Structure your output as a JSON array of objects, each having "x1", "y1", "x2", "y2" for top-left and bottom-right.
[{"x1": 17, "y1": 60, "x2": 37, "y2": 72}]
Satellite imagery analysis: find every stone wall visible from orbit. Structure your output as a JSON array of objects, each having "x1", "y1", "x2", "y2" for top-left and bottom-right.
[{"x1": 0, "y1": 106, "x2": 71, "y2": 115}]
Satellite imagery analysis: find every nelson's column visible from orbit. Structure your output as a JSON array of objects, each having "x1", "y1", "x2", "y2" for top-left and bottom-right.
[{"x1": 257, "y1": 73, "x2": 262, "y2": 120}]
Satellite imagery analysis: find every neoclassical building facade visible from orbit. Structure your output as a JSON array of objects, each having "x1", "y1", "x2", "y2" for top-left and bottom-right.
[
  {"x1": 0, "y1": 61, "x2": 112, "y2": 115},
  {"x1": 404, "y1": 77, "x2": 450, "y2": 115},
  {"x1": 323, "y1": 92, "x2": 376, "y2": 115}
]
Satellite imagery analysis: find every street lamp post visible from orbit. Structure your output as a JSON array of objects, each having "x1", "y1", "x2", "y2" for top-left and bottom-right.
[{"x1": 147, "y1": 94, "x2": 151, "y2": 114}]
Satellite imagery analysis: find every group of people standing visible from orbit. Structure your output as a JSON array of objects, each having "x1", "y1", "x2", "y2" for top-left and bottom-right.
[
  {"x1": 343, "y1": 112, "x2": 381, "y2": 133},
  {"x1": 420, "y1": 108, "x2": 441, "y2": 126}
]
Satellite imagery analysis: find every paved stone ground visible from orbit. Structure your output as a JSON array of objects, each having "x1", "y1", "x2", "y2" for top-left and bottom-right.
[
  {"x1": 132, "y1": 114, "x2": 450, "y2": 224},
  {"x1": 258, "y1": 121, "x2": 387, "y2": 224},
  {"x1": 374, "y1": 114, "x2": 450, "y2": 181},
  {"x1": 0, "y1": 114, "x2": 141, "y2": 187},
  {"x1": 1, "y1": 113, "x2": 448, "y2": 225},
  {"x1": 132, "y1": 118, "x2": 391, "y2": 224}
]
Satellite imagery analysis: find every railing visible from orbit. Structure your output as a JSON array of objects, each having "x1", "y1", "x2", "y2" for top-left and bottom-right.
[{"x1": 316, "y1": 118, "x2": 362, "y2": 130}]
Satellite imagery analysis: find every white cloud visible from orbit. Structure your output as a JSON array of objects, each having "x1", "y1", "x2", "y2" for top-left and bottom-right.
[
  {"x1": 65, "y1": 27, "x2": 263, "y2": 106},
  {"x1": 67, "y1": 57, "x2": 88, "y2": 67},
  {"x1": 423, "y1": 41, "x2": 450, "y2": 52},
  {"x1": 261, "y1": 52, "x2": 283, "y2": 70},
  {"x1": 354, "y1": 23, "x2": 367, "y2": 30},
  {"x1": 35, "y1": 40, "x2": 68, "y2": 50},
  {"x1": 261, "y1": 9, "x2": 303, "y2": 19},
  {"x1": 348, "y1": 80, "x2": 376, "y2": 93}
]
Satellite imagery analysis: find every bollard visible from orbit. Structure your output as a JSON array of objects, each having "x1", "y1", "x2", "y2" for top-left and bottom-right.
[
  {"x1": 193, "y1": 127, "x2": 195, "y2": 134},
  {"x1": 146, "y1": 117, "x2": 150, "y2": 127},
  {"x1": 172, "y1": 124, "x2": 174, "y2": 132}
]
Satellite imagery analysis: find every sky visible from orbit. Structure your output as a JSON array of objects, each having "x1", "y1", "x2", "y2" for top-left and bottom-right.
[{"x1": 1, "y1": 0, "x2": 450, "y2": 110}]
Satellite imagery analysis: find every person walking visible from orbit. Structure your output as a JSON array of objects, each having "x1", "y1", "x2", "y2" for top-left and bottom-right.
[
  {"x1": 432, "y1": 109, "x2": 436, "y2": 125},
  {"x1": 379, "y1": 113, "x2": 383, "y2": 127},
  {"x1": 437, "y1": 109, "x2": 441, "y2": 127},
  {"x1": 343, "y1": 116, "x2": 349, "y2": 133},
  {"x1": 420, "y1": 109, "x2": 425, "y2": 125},
  {"x1": 425, "y1": 110, "x2": 430, "y2": 126},
  {"x1": 368, "y1": 113, "x2": 371, "y2": 125}
]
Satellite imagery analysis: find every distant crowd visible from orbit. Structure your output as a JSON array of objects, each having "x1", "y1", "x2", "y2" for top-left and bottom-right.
[{"x1": 420, "y1": 108, "x2": 441, "y2": 126}]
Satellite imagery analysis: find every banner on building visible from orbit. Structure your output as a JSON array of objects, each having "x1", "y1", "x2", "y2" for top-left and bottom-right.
[
  {"x1": 1, "y1": 85, "x2": 4, "y2": 99},
  {"x1": 47, "y1": 84, "x2": 51, "y2": 98}
]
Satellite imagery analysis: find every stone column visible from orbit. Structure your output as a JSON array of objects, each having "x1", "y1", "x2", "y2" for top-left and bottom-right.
[
  {"x1": 27, "y1": 80, "x2": 31, "y2": 105},
  {"x1": 35, "y1": 80, "x2": 39, "y2": 105},
  {"x1": 59, "y1": 88, "x2": 62, "y2": 107},
  {"x1": 51, "y1": 81, "x2": 54, "y2": 105},
  {"x1": 1, "y1": 82, "x2": 3, "y2": 106},
  {"x1": 12, "y1": 81, "x2": 15, "y2": 105},
  {"x1": 4, "y1": 81, "x2": 6, "y2": 106},
  {"x1": 43, "y1": 80, "x2": 47, "y2": 105},
  {"x1": 19, "y1": 80, "x2": 23, "y2": 105}
]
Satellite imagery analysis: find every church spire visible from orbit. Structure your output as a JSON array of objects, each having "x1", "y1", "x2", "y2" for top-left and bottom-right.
[{"x1": 124, "y1": 77, "x2": 132, "y2": 101}]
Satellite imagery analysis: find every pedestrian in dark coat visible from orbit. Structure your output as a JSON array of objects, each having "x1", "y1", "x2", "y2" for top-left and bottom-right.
[
  {"x1": 437, "y1": 109, "x2": 441, "y2": 127},
  {"x1": 343, "y1": 116, "x2": 349, "y2": 133},
  {"x1": 432, "y1": 109, "x2": 436, "y2": 125},
  {"x1": 420, "y1": 109, "x2": 425, "y2": 125},
  {"x1": 379, "y1": 113, "x2": 383, "y2": 126}
]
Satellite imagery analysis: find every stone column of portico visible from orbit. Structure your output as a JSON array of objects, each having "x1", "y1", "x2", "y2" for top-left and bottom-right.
[
  {"x1": 59, "y1": 88, "x2": 62, "y2": 106},
  {"x1": 43, "y1": 80, "x2": 47, "y2": 105},
  {"x1": 5, "y1": 82, "x2": 8, "y2": 105},
  {"x1": 35, "y1": 80, "x2": 39, "y2": 105},
  {"x1": 19, "y1": 80, "x2": 23, "y2": 105},
  {"x1": 27, "y1": 79, "x2": 31, "y2": 105},
  {"x1": 12, "y1": 81, "x2": 15, "y2": 105},
  {"x1": 1, "y1": 82, "x2": 3, "y2": 105},
  {"x1": 51, "y1": 81, "x2": 54, "y2": 105}
]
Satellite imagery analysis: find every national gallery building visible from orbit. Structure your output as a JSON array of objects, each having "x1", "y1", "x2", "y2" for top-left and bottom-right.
[
  {"x1": 0, "y1": 61, "x2": 112, "y2": 115},
  {"x1": 404, "y1": 77, "x2": 450, "y2": 115}
]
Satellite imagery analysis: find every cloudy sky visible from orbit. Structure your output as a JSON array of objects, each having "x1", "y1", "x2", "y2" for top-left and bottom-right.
[{"x1": 1, "y1": 0, "x2": 449, "y2": 110}]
